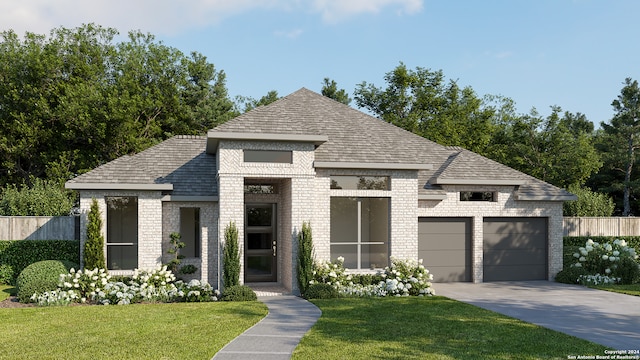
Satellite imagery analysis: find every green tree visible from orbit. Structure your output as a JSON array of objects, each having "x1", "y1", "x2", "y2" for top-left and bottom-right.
[
  {"x1": 297, "y1": 222, "x2": 313, "y2": 296},
  {"x1": 488, "y1": 107, "x2": 601, "y2": 188},
  {"x1": 235, "y1": 90, "x2": 280, "y2": 113},
  {"x1": 0, "y1": 24, "x2": 236, "y2": 187},
  {"x1": 0, "y1": 177, "x2": 74, "y2": 216},
  {"x1": 563, "y1": 184, "x2": 615, "y2": 217},
  {"x1": 223, "y1": 222, "x2": 240, "y2": 287},
  {"x1": 84, "y1": 198, "x2": 106, "y2": 270},
  {"x1": 354, "y1": 63, "x2": 496, "y2": 154},
  {"x1": 321, "y1": 78, "x2": 351, "y2": 105},
  {"x1": 594, "y1": 78, "x2": 640, "y2": 216}
]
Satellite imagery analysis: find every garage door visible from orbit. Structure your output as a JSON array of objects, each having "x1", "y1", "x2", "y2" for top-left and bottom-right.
[
  {"x1": 483, "y1": 217, "x2": 548, "y2": 281},
  {"x1": 418, "y1": 218, "x2": 471, "y2": 282}
]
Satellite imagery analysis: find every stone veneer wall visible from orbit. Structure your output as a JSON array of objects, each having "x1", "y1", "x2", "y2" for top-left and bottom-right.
[
  {"x1": 161, "y1": 201, "x2": 218, "y2": 286},
  {"x1": 78, "y1": 190, "x2": 163, "y2": 274},
  {"x1": 417, "y1": 185, "x2": 564, "y2": 282},
  {"x1": 313, "y1": 169, "x2": 419, "y2": 267}
]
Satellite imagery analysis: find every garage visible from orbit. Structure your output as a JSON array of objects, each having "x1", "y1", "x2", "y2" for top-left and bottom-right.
[
  {"x1": 483, "y1": 217, "x2": 548, "y2": 281},
  {"x1": 418, "y1": 218, "x2": 471, "y2": 282}
]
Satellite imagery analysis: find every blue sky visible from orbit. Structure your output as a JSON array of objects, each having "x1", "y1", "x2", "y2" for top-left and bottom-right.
[{"x1": 1, "y1": 0, "x2": 638, "y2": 126}]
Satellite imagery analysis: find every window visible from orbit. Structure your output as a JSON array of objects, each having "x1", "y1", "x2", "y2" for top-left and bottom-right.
[
  {"x1": 460, "y1": 191, "x2": 496, "y2": 202},
  {"x1": 244, "y1": 184, "x2": 277, "y2": 194},
  {"x1": 180, "y1": 208, "x2": 200, "y2": 258},
  {"x1": 330, "y1": 197, "x2": 389, "y2": 269},
  {"x1": 244, "y1": 150, "x2": 292, "y2": 163},
  {"x1": 106, "y1": 197, "x2": 138, "y2": 270},
  {"x1": 330, "y1": 176, "x2": 389, "y2": 190}
]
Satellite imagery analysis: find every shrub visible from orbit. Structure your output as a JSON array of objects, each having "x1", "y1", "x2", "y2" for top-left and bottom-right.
[
  {"x1": 223, "y1": 222, "x2": 240, "y2": 287},
  {"x1": 84, "y1": 198, "x2": 106, "y2": 269},
  {"x1": 616, "y1": 256, "x2": 640, "y2": 285},
  {"x1": 571, "y1": 239, "x2": 639, "y2": 284},
  {"x1": 555, "y1": 266, "x2": 588, "y2": 284},
  {"x1": 350, "y1": 273, "x2": 385, "y2": 286},
  {"x1": 0, "y1": 240, "x2": 80, "y2": 285},
  {"x1": 312, "y1": 257, "x2": 351, "y2": 286},
  {"x1": 0, "y1": 264, "x2": 14, "y2": 284},
  {"x1": 221, "y1": 285, "x2": 257, "y2": 301},
  {"x1": 0, "y1": 177, "x2": 75, "y2": 216},
  {"x1": 297, "y1": 222, "x2": 314, "y2": 296},
  {"x1": 563, "y1": 184, "x2": 615, "y2": 217},
  {"x1": 382, "y1": 258, "x2": 435, "y2": 296},
  {"x1": 305, "y1": 283, "x2": 338, "y2": 299},
  {"x1": 16, "y1": 260, "x2": 78, "y2": 302}
]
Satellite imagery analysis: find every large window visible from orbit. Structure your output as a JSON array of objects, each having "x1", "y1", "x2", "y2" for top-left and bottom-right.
[
  {"x1": 330, "y1": 197, "x2": 389, "y2": 269},
  {"x1": 330, "y1": 176, "x2": 389, "y2": 190},
  {"x1": 180, "y1": 208, "x2": 200, "y2": 258},
  {"x1": 106, "y1": 197, "x2": 138, "y2": 270},
  {"x1": 244, "y1": 150, "x2": 292, "y2": 163}
]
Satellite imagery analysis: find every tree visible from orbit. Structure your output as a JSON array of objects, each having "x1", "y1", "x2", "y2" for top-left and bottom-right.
[
  {"x1": 595, "y1": 78, "x2": 640, "y2": 216},
  {"x1": 84, "y1": 198, "x2": 106, "y2": 270},
  {"x1": 0, "y1": 24, "x2": 236, "y2": 187},
  {"x1": 297, "y1": 222, "x2": 313, "y2": 296},
  {"x1": 223, "y1": 222, "x2": 240, "y2": 287},
  {"x1": 0, "y1": 177, "x2": 75, "y2": 216},
  {"x1": 321, "y1": 78, "x2": 351, "y2": 105},
  {"x1": 354, "y1": 63, "x2": 497, "y2": 154},
  {"x1": 235, "y1": 90, "x2": 280, "y2": 113},
  {"x1": 563, "y1": 184, "x2": 615, "y2": 217},
  {"x1": 488, "y1": 107, "x2": 601, "y2": 188}
]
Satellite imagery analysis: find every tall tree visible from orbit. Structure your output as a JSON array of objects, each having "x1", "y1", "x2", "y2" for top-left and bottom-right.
[
  {"x1": 353, "y1": 63, "x2": 496, "y2": 154},
  {"x1": 321, "y1": 78, "x2": 351, "y2": 105},
  {"x1": 0, "y1": 24, "x2": 235, "y2": 187},
  {"x1": 235, "y1": 90, "x2": 279, "y2": 113},
  {"x1": 593, "y1": 78, "x2": 640, "y2": 216}
]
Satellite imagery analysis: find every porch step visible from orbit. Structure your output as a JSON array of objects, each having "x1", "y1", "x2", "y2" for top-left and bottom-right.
[{"x1": 245, "y1": 282, "x2": 291, "y2": 297}]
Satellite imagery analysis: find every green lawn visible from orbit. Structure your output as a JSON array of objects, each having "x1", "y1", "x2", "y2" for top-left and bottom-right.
[
  {"x1": 293, "y1": 297, "x2": 609, "y2": 360},
  {"x1": 0, "y1": 301, "x2": 268, "y2": 360},
  {"x1": 0, "y1": 285, "x2": 14, "y2": 301},
  {"x1": 589, "y1": 283, "x2": 640, "y2": 296}
]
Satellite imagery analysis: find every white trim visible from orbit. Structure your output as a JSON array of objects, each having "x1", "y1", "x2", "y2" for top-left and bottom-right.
[
  {"x1": 207, "y1": 131, "x2": 328, "y2": 153},
  {"x1": 516, "y1": 194, "x2": 578, "y2": 201},
  {"x1": 65, "y1": 182, "x2": 173, "y2": 191},
  {"x1": 315, "y1": 161, "x2": 432, "y2": 170},
  {"x1": 432, "y1": 178, "x2": 527, "y2": 185},
  {"x1": 418, "y1": 194, "x2": 447, "y2": 200},
  {"x1": 161, "y1": 195, "x2": 219, "y2": 202}
]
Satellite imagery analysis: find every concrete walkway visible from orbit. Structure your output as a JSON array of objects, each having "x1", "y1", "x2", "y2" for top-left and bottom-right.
[
  {"x1": 436, "y1": 281, "x2": 640, "y2": 350},
  {"x1": 212, "y1": 295, "x2": 321, "y2": 360}
]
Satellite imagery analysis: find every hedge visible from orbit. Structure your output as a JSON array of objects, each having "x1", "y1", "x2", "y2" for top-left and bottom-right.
[{"x1": 0, "y1": 240, "x2": 80, "y2": 285}]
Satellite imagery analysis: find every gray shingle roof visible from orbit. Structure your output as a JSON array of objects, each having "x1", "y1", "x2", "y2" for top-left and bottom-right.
[{"x1": 67, "y1": 88, "x2": 574, "y2": 200}]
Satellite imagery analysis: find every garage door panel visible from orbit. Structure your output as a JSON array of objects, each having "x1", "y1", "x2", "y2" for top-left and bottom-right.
[
  {"x1": 483, "y1": 249, "x2": 546, "y2": 266},
  {"x1": 483, "y1": 217, "x2": 548, "y2": 282},
  {"x1": 418, "y1": 217, "x2": 471, "y2": 282},
  {"x1": 483, "y1": 265, "x2": 547, "y2": 281}
]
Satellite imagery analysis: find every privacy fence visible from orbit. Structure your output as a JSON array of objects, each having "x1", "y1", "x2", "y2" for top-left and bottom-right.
[
  {"x1": 0, "y1": 216, "x2": 80, "y2": 240},
  {"x1": 563, "y1": 217, "x2": 640, "y2": 237}
]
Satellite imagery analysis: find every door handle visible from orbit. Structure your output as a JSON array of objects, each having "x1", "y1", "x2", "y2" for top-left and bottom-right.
[{"x1": 272, "y1": 240, "x2": 276, "y2": 257}]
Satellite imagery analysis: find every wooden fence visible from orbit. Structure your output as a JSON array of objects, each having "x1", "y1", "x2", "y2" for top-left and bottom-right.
[
  {"x1": 0, "y1": 216, "x2": 79, "y2": 240},
  {"x1": 563, "y1": 217, "x2": 640, "y2": 237}
]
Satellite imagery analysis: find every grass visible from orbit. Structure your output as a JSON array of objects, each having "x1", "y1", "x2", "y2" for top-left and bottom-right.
[
  {"x1": 0, "y1": 301, "x2": 267, "y2": 360},
  {"x1": 0, "y1": 284, "x2": 14, "y2": 301},
  {"x1": 589, "y1": 283, "x2": 640, "y2": 296},
  {"x1": 293, "y1": 297, "x2": 608, "y2": 360}
]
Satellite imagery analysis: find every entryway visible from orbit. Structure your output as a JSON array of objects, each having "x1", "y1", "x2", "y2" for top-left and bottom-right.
[{"x1": 245, "y1": 203, "x2": 277, "y2": 282}]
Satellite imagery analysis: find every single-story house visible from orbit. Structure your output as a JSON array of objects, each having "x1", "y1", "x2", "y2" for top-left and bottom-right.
[{"x1": 66, "y1": 88, "x2": 576, "y2": 293}]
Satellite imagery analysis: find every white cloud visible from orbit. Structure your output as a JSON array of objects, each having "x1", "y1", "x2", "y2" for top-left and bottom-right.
[{"x1": 0, "y1": 0, "x2": 423, "y2": 36}]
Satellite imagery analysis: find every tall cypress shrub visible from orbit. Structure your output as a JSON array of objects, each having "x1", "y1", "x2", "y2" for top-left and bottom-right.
[
  {"x1": 84, "y1": 198, "x2": 106, "y2": 269},
  {"x1": 223, "y1": 222, "x2": 240, "y2": 287},
  {"x1": 297, "y1": 222, "x2": 314, "y2": 296}
]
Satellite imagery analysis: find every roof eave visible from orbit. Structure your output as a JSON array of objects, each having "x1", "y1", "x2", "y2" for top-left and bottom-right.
[
  {"x1": 515, "y1": 194, "x2": 578, "y2": 201},
  {"x1": 206, "y1": 131, "x2": 329, "y2": 154},
  {"x1": 432, "y1": 178, "x2": 527, "y2": 185},
  {"x1": 65, "y1": 182, "x2": 173, "y2": 191},
  {"x1": 314, "y1": 161, "x2": 433, "y2": 170}
]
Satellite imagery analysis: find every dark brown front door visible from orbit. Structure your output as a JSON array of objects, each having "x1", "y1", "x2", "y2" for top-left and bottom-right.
[{"x1": 245, "y1": 203, "x2": 277, "y2": 282}]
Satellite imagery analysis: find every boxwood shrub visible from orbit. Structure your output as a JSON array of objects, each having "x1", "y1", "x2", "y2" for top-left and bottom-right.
[
  {"x1": 0, "y1": 240, "x2": 79, "y2": 285},
  {"x1": 16, "y1": 259, "x2": 79, "y2": 303},
  {"x1": 221, "y1": 285, "x2": 257, "y2": 301}
]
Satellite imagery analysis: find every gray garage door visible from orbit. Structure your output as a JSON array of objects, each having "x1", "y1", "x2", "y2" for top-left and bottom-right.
[
  {"x1": 483, "y1": 217, "x2": 548, "y2": 281},
  {"x1": 418, "y1": 218, "x2": 471, "y2": 282}
]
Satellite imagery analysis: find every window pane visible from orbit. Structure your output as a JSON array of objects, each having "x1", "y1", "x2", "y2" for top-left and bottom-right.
[
  {"x1": 361, "y1": 244, "x2": 388, "y2": 269},
  {"x1": 106, "y1": 197, "x2": 138, "y2": 270},
  {"x1": 180, "y1": 208, "x2": 200, "y2": 258},
  {"x1": 247, "y1": 206, "x2": 273, "y2": 226},
  {"x1": 244, "y1": 150, "x2": 292, "y2": 163},
  {"x1": 247, "y1": 232, "x2": 272, "y2": 250},
  {"x1": 330, "y1": 198, "x2": 358, "y2": 243},
  {"x1": 330, "y1": 244, "x2": 357, "y2": 269},
  {"x1": 330, "y1": 176, "x2": 389, "y2": 190},
  {"x1": 246, "y1": 256, "x2": 273, "y2": 276},
  {"x1": 244, "y1": 184, "x2": 276, "y2": 194},
  {"x1": 361, "y1": 198, "x2": 389, "y2": 243}
]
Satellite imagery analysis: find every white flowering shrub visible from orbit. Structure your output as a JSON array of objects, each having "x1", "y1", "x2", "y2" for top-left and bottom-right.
[
  {"x1": 312, "y1": 256, "x2": 435, "y2": 297},
  {"x1": 572, "y1": 239, "x2": 640, "y2": 285},
  {"x1": 32, "y1": 265, "x2": 219, "y2": 306}
]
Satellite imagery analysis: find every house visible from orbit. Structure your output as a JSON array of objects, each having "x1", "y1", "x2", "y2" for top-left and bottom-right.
[{"x1": 65, "y1": 88, "x2": 576, "y2": 293}]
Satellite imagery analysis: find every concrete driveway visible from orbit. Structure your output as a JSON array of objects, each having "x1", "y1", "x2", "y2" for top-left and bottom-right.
[{"x1": 435, "y1": 281, "x2": 640, "y2": 350}]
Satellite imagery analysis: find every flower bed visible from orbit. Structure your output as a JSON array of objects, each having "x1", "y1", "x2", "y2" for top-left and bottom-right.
[
  {"x1": 31, "y1": 266, "x2": 219, "y2": 306},
  {"x1": 569, "y1": 239, "x2": 640, "y2": 285},
  {"x1": 311, "y1": 257, "x2": 435, "y2": 297}
]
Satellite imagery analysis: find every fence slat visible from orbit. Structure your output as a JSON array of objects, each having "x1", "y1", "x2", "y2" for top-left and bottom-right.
[
  {"x1": 563, "y1": 217, "x2": 640, "y2": 237},
  {"x1": 0, "y1": 216, "x2": 78, "y2": 240}
]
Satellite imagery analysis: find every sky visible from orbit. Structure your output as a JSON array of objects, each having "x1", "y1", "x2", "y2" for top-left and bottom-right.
[{"x1": 1, "y1": 0, "x2": 638, "y2": 126}]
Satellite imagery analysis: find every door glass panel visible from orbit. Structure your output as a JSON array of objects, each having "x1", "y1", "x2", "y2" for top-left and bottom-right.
[
  {"x1": 247, "y1": 207, "x2": 272, "y2": 226},
  {"x1": 247, "y1": 256, "x2": 273, "y2": 276},
  {"x1": 247, "y1": 232, "x2": 272, "y2": 250}
]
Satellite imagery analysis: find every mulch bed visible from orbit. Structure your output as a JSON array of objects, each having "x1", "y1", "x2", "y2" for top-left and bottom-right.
[{"x1": 0, "y1": 296, "x2": 34, "y2": 308}]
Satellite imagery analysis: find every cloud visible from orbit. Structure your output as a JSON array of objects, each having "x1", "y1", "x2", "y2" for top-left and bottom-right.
[{"x1": 0, "y1": 0, "x2": 424, "y2": 36}]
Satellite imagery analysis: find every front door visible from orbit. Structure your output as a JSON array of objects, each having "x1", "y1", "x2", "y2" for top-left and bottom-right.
[{"x1": 245, "y1": 203, "x2": 277, "y2": 282}]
